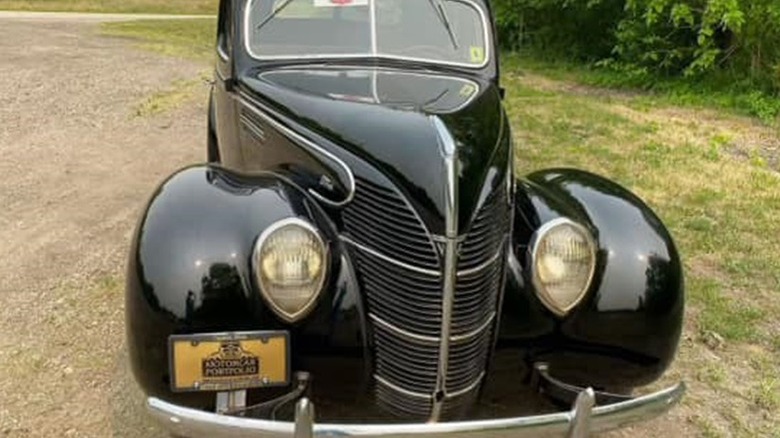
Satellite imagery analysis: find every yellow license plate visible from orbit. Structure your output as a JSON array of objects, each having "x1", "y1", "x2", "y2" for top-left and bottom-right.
[{"x1": 169, "y1": 331, "x2": 290, "y2": 392}]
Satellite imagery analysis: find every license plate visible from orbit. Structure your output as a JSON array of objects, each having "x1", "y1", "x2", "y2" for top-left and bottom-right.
[{"x1": 169, "y1": 331, "x2": 290, "y2": 393}]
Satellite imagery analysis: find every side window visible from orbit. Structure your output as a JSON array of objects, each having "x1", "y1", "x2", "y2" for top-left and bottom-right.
[{"x1": 217, "y1": 0, "x2": 231, "y2": 60}]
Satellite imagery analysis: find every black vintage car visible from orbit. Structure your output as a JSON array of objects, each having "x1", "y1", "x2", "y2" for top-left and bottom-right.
[{"x1": 126, "y1": 0, "x2": 686, "y2": 436}]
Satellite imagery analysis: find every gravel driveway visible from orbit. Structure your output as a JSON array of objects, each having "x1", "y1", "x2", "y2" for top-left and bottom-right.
[
  {"x1": 0, "y1": 15, "x2": 205, "y2": 437},
  {"x1": 0, "y1": 13, "x2": 690, "y2": 438}
]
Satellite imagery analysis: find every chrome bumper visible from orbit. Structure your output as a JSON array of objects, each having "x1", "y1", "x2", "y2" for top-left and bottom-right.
[{"x1": 147, "y1": 382, "x2": 685, "y2": 438}]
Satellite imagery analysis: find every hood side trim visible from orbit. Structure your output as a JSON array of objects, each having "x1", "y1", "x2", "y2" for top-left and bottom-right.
[{"x1": 237, "y1": 92, "x2": 356, "y2": 207}]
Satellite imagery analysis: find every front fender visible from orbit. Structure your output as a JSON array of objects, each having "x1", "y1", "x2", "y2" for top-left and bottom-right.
[
  {"x1": 126, "y1": 165, "x2": 368, "y2": 408},
  {"x1": 501, "y1": 168, "x2": 684, "y2": 389}
]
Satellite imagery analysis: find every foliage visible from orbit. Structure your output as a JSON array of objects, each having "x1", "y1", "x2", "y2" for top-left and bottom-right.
[
  {"x1": 493, "y1": 0, "x2": 624, "y2": 61},
  {"x1": 493, "y1": 0, "x2": 780, "y2": 103}
]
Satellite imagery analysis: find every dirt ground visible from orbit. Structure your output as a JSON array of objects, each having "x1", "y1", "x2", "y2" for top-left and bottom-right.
[
  {"x1": 0, "y1": 15, "x2": 693, "y2": 437},
  {"x1": 0, "y1": 16, "x2": 204, "y2": 437}
]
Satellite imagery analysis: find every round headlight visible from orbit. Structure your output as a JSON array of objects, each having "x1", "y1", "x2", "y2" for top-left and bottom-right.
[
  {"x1": 253, "y1": 218, "x2": 328, "y2": 323},
  {"x1": 529, "y1": 218, "x2": 597, "y2": 316}
]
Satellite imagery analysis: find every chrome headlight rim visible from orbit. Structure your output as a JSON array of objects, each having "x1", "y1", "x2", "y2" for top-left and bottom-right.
[
  {"x1": 252, "y1": 217, "x2": 329, "y2": 323},
  {"x1": 528, "y1": 217, "x2": 597, "y2": 317}
]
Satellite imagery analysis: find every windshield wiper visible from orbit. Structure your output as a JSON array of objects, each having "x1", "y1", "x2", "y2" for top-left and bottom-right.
[
  {"x1": 421, "y1": 88, "x2": 449, "y2": 111},
  {"x1": 256, "y1": 0, "x2": 295, "y2": 31},
  {"x1": 428, "y1": 0, "x2": 459, "y2": 50}
]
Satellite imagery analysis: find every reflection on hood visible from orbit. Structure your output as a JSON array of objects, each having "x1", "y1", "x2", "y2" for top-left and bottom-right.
[{"x1": 259, "y1": 68, "x2": 479, "y2": 114}]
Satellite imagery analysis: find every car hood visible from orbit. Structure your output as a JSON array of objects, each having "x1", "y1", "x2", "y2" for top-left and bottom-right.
[{"x1": 240, "y1": 67, "x2": 509, "y2": 236}]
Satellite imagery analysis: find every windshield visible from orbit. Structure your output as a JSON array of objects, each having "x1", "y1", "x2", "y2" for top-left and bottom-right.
[{"x1": 245, "y1": 0, "x2": 489, "y2": 68}]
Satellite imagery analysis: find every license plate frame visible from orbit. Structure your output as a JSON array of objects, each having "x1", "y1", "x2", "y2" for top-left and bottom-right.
[{"x1": 168, "y1": 331, "x2": 290, "y2": 393}]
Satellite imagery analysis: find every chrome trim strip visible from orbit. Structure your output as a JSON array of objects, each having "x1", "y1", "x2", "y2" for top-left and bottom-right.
[
  {"x1": 217, "y1": 44, "x2": 230, "y2": 63},
  {"x1": 341, "y1": 236, "x2": 442, "y2": 277},
  {"x1": 239, "y1": 114, "x2": 267, "y2": 142},
  {"x1": 449, "y1": 313, "x2": 495, "y2": 344},
  {"x1": 369, "y1": 314, "x2": 439, "y2": 345},
  {"x1": 243, "y1": 0, "x2": 492, "y2": 70},
  {"x1": 369, "y1": 313, "x2": 495, "y2": 345},
  {"x1": 237, "y1": 94, "x2": 356, "y2": 207},
  {"x1": 430, "y1": 115, "x2": 459, "y2": 422},
  {"x1": 375, "y1": 371, "x2": 485, "y2": 404},
  {"x1": 147, "y1": 382, "x2": 686, "y2": 438},
  {"x1": 447, "y1": 372, "x2": 485, "y2": 399},
  {"x1": 346, "y1": 234, "x2": 503, "y2": 279},
  {"x1": 375, "y1": 376, "x2": 433, "y2": 401},
  {"x1": 456, "y1": 240, "x2": 506, "y2": 278}
]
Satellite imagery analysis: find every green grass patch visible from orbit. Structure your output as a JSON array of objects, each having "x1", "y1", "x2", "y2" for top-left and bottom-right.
[
  {"x1": 0, "y1": 0, "x2": 217, "y2": 14},
  {"x1": 504, "y1": 52, "x2": 780, "y2": 125},
  {"x1": 102, "y1": 19, "x2": 216, "y2": 62},
  {"x1": 135, "y1": 77, "x2": 206, "y2": 117}
]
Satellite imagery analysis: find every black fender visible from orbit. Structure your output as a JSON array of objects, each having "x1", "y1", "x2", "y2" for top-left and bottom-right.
[
  {"x1": 500, "y1": 168, "x2": 684, "y2": 390},
  {"x1": 126, "y1": 165, "x2": 369, "y2": 409}
]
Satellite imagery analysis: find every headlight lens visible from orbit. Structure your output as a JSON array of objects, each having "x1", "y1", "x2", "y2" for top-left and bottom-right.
[
  {"x1": 254, "y1": 218, "x2": 327, "y2": 322},
  {"x1": 530, "y1": 218, "x2": 597, "y2": 316}
]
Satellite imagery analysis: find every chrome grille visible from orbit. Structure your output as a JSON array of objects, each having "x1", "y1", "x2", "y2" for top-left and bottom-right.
[
  {"x1": 355, "y1": 245, "x2": 442, "y2": 337},
  {"x1": 342, "y1": 177, "x2": 509, "y2": 420},
  {"x1": 459, "y1": 185, "x2": 510, "y2": 271},
  {"x1": 343, "y1": 179, "x2": 439, "y2": 270}
]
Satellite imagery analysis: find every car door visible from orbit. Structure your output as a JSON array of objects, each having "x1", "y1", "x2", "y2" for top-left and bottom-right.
[{"x1": 212, "y1": 0, "x2": 243, "y2": 168}]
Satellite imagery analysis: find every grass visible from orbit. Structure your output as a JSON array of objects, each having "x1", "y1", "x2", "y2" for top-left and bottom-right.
[
  {"x1": 102, "y1": 19, "x2": 216, "y2": 62},
  {"x1": 505, "y1": 53, "x2": 780, "y2": 125},
  {"x1": 134, "y1": 77, "x2": 209, "y2": 117},
  {"x1": 0, "y1": 0, "x2": 217, "y2": 14},
  {"x1": 103, "y1": 18, "x2": 780, "y2": 435}
]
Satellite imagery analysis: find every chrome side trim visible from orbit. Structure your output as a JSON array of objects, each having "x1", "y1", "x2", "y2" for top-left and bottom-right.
[
  {"x1": 430, "y1": 116, "x2": 459, "y2": 423},
  {"x1": 239, "y1": 113, "x2": 267, "y2": 143},
  {"x1": 375, "y1": 376, "x2": 432, "y2": 401},
  {"x1": 237, "y1": 94, "x2": 356, "y2": 208},
  {"x1": 147, "y1": 382, "x2": 686, "y2": 438},
  {"x1": 369, "y1": 313, "x2": 495, "y2": 345},
  {"x1": 342, "y1": 236, "x2": 441, "y2": 277},
  {"x1": 217, "y1": 44, "x2": 230, "y2": 63}
]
